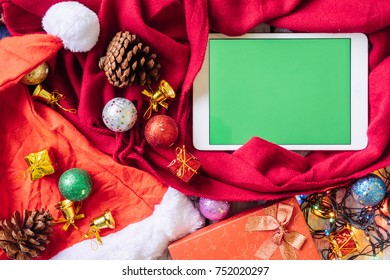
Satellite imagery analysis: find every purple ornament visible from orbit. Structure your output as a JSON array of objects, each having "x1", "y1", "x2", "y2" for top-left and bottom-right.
[{"x1": 199, "y1": 197, "x2": 232, "y2": 221}]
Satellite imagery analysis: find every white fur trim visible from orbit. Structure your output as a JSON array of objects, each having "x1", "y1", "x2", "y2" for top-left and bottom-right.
[
  {"x1": 42, "y1": 1, "x2": 100, "y2": 52},
  {"x1": 51, "y1": 187, "x2": 205, "y2": 259}
]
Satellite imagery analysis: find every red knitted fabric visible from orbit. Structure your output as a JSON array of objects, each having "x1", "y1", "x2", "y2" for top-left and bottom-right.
[{"x1": 1, "y1": 0, "x2": 390, "y2": 201}]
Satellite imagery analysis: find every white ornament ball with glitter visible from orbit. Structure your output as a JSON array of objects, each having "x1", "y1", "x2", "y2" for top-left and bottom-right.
[
  {"x1": 42, "y1": 1, "x2": 100, "y2": 52},
  {"x1": 102, "y1": 97, "x2": 137, "y2": 132}
]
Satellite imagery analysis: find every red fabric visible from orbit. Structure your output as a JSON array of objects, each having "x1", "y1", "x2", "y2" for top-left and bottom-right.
[
  {"x1": 0, "y1": 34, "x2": 62, "y2": 92},
  {"x1": 0, "y1": 83, "x2": 166, "y2": 260},
  {"x1": 2, "y1": 0, "x2": 390, "y2": 201}
]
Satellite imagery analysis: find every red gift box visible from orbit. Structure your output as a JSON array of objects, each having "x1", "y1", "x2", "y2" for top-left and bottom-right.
[
  {"x1": 168, "y1": 197, "x2": 321, "y2": 260},
  {"x1": 167, "y1": 145, "x2": 201, "y2": 183}
]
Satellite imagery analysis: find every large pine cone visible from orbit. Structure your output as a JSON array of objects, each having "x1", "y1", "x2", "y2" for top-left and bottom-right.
[
  {"x1": 0, "y1": 209, "x2": 54, "y2": 260},
  {"x1": 99, "y1": 31, "x2": 161, "y2": 88}
]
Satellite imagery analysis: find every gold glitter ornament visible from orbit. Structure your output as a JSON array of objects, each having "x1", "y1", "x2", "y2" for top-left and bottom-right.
[{"x1": 21, "y1": 62, "x2": 49, "y2": 85}]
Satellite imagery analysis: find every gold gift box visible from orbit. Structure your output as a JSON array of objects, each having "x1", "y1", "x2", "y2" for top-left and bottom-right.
[{"x1": 24, "y1": 149, "x2": 55, "y2": 180}]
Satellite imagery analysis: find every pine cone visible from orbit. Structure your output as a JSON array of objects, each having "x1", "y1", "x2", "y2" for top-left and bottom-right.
[
  {"x1": 99, "y1": 31, "x2": 161, "y2": 88},
  {"x1": 0, "y1": 209, "x2": 54, "y2": 260}
]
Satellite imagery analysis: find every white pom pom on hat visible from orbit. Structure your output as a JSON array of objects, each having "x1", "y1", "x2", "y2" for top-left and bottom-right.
[{"x1": 42, "y1": 1, "x2": 100, "y2": 52}]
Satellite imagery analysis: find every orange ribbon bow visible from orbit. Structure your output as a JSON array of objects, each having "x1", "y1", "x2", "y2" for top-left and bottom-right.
[{"x1": 245, "y1": 203, "x2": 307, "y2": 260}]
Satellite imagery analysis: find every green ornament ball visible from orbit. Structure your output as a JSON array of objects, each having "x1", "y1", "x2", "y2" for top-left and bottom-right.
[{"x1": 58, "y1": 168, "x2": 92, "y2": 201}]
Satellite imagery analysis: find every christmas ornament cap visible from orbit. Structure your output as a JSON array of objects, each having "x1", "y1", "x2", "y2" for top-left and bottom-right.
[{"x1": 58, "y1": 168, "x2": 92, "y2": 202}]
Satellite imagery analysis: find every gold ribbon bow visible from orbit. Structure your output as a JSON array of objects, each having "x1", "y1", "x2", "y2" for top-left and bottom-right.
[
  {"x1": 24, "y1": 149, "x2": 55, "y2": 180},
  {"x1": 245, "y1": 203, "x2": 307, "y2": 260},
  {"x1": 49, "y1": 91, "x2": 77, "y2": 113},
  {"x1": 175, "y1": 145, "x2": 198, "y2": 178},
  {"x1": 85, "y1": 226, "x2": 104, "y2": 245},
  {"x1": 32, "y1": 84, "x2": 77, "y2": 113}
]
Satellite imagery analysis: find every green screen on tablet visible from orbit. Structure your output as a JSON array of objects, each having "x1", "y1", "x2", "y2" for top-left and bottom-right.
[
  {"x1": 193, "y1": 33, "x2": 368, "y2": 151},
  {"x1": 210, "y1": 38, "x2": 351, "y2": 145}
]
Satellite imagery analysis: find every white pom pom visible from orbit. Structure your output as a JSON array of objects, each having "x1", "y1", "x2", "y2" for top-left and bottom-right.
[{"x1": 42, "y1": 1, "x2": 100, "y2": 52}]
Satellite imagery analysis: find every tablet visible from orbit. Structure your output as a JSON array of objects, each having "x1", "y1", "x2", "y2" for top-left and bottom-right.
[{"x1": 193, "y1": 33, "x2": 368, "y2": 151}]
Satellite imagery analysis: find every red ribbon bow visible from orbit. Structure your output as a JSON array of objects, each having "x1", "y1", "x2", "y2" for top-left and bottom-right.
[{"x1": 245, "y1": 203, "x2": 307, "y2": 260}]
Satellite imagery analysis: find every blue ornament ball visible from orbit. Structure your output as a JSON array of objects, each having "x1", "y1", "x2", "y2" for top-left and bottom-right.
[{"x1": 351, "y1": 174, "x2": 386, "y2": 207}]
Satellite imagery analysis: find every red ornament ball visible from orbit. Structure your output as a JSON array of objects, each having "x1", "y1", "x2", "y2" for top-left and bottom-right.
[{"x1": 144, "y1": 115, "x2": 179, "y2": 148}]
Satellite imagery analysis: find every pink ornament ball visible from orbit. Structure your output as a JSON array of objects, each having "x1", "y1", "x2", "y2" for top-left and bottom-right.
[
  {"x1": 144, "y1": 115, "x2": 179, "y2": 148},
  {"x1": 199, "y1": 197, "x2": 232, "y2": 221}
]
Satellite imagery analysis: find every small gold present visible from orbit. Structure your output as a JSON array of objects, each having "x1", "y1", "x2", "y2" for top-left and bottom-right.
[{"x1": 24, "y1": 149, "x2": 55, "y2": 180}]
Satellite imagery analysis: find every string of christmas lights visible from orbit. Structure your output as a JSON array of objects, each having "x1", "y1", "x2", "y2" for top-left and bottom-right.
[{"x1": 299, "y1": 168, "x2": 390, "y2": 260}]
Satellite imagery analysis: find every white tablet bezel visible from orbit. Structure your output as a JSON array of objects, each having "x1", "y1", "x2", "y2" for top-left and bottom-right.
[{"x1": 193, "y1": 33, "x2": 368, "y2": 151}]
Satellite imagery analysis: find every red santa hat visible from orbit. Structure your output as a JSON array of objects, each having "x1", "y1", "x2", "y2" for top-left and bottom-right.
[{"x1": 0, "y1": 1, "x2": 204, "y2": 260}]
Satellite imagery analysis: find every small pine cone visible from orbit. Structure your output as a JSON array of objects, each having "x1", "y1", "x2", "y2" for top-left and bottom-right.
[
  {"x1": 0, "y1": 209, "x2": 54, "y2": 260},
  {"x1": 99, "y1": 31, "x2": 161, "y2": 88}
]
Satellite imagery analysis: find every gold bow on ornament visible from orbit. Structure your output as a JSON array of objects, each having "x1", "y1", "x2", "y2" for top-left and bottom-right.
[
  {"x1": 245, "y1": 203, "x2": 307, "y2": 260},
  {"x1": 142, "y1": 80, "x2": 175, "y2": 119}
]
